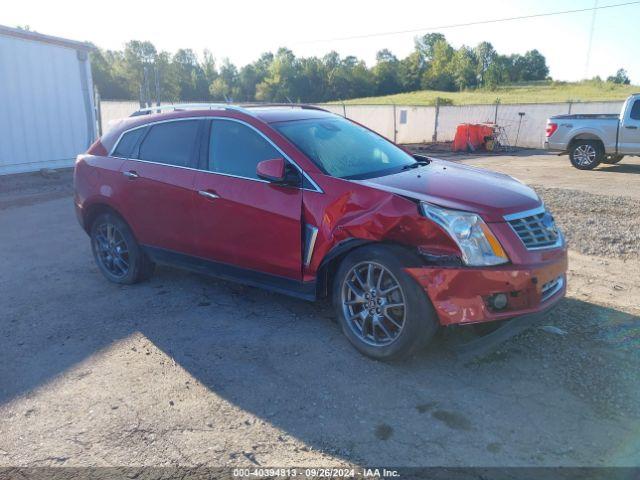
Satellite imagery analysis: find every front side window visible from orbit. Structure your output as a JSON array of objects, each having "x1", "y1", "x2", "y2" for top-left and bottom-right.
[
  {"x1": 630, "y1": 100, "x2": 640, "y2": 121},
  {"x1": 208, "y1": 120, "x2": 281, "y2": 179},
  {"x1": 138, "y1": 120, "x2": 200, "y2": 167},
  {"x1": 273, "y1": 117, "x2": 416, "y2": 179}
]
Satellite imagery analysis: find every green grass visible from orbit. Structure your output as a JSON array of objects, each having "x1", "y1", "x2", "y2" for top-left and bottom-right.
[{"x1": 336, "y1": 81, "x2": 639, "y2": 106}]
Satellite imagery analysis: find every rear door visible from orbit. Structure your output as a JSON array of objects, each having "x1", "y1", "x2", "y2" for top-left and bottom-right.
[
  {"x1": 117, "y1": 119, "x2": 203, "y2": 256},
  {"x1": 192, "y1": 118, "x2": 303, "y2": 280},
  {"x1": 619, "y1": 98, "x2": 640, "y2": 154}
]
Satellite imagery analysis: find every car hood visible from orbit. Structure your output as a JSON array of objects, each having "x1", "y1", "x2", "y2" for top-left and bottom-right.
[{"x1": 356, "y1": 158, "x2": 541, "y2": 222}]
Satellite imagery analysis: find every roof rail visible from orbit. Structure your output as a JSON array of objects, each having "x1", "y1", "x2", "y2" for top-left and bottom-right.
[
  {"x1": 130, "y1": 102, "x2": 330, "y2": 117},
  {"x1": 242, "y1": 103, "x2": 330, "y2": 112},
  {"x1": 130, "y1": 103, "x2": 250, "y2": 117}
]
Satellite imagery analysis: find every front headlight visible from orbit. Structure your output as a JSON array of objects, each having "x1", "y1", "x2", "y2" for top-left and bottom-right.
[{"x1": 420, "y1": 202, "x2": 509, "y2": 266}]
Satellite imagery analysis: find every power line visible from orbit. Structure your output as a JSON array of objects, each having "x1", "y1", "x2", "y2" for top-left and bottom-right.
[{"x1": 298, "y1": 1, "x2": 640, "y2": 44}]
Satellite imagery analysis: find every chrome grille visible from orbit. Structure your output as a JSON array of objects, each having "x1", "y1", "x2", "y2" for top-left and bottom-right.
[
  {"x1": 506, "y1": 208, "x2": 560, "y2": 249},
  {"x1": 541, "y1": 275, "x2": 564, "y2": 302}
]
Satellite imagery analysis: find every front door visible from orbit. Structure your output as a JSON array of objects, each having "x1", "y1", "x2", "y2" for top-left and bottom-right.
[
  {"x1": 192, "y1": 118, "x2": 303, "y2": 280},
  {"x1": 117, "y1": 119, "x2": 203, "y2": 255},
  {"x1": 619, "y1": 98, "x2": 640, "y2": 154}
]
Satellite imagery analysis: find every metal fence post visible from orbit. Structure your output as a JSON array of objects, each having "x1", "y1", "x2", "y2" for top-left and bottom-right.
[
  {"x1": 432, "y1": 97, "x2": 440, "y2": 142},
  {"x1": 494, "y1": 98, "x2": 500, "y2": 124},
  {"x1": 568, "y1": 101, "x2": 573, "y2": 114},
  {"x1": 342, "y1": 101, "x2": 347, "y2": 118},
  {"x1": 94, "y1": 86, "x2": 102, "y2": 137},
  {"x1": 393, "y1": 104, "x2": 398, "y2": 143},
  {"x1": 155, "y1": 65, "x2": 161, "y2": 111}
]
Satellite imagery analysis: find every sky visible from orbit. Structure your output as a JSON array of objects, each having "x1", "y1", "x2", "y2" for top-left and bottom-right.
[{"x1": 2, "y1": 0, "x2": 639, "y2": 83}]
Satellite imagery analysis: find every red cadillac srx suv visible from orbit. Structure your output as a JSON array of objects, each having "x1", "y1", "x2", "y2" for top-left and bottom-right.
[{"x1": 74, "y1": 104, "x2": 567, "y2": 360}]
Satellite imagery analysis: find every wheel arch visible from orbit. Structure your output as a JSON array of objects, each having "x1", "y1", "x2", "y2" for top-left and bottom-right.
[
  {"x1": 568, "y1": 134, "x2": 605, "y2": 151},
  {"x1": 315, "y1": 239, "x2": 428, "y2": 299},
  {"x1": 82, "y1": 201, "x2": 133, "y2": 237}
]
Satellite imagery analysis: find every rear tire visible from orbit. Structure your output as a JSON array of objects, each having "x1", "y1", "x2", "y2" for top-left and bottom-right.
[
  {"x1": 602, "y1": 154, "x2": 624, "y2": 164},
  {"x1": 332, "y1": 245, "x2": 438, "y2": 361},
  {"x1": 569, "y1": 140, "x2": 603, "y2": 170},
  {"x1": 90, "y1": 213, "x2": 155, "y2": 285}
]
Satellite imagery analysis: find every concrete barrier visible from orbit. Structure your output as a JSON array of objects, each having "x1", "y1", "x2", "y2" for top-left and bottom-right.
[{"x1": 100, "y1": 100, "x2": 625, "y2": 149}]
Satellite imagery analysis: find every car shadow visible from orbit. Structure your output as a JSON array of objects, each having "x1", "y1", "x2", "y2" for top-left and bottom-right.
[
  {"x1": 143, "y1": 284, "x2": 640, "y2": 463},
  {"x1": 596, "y1": 163, "x2": 640, "y2": 174},
  {"x1": 6, "y1": 267, "x2": 639, "y2": 465}
]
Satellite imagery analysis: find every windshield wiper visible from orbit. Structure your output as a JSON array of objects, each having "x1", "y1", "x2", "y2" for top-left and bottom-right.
[{"x1": 401, "y1": 160, "x2": 430, "y2": 170}]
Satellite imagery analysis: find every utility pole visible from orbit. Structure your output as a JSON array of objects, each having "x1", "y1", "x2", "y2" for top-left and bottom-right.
[{"x1": 584, "y1": 0, "x2": 598, "y2": 79}]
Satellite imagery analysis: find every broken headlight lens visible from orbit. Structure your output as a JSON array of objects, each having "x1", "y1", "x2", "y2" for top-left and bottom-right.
[{"x1": 420, "y1": 202, "x2": 509, "y2": 266}]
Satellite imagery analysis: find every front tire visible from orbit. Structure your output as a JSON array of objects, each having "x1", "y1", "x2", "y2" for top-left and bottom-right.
[
  {"x1": 333, "y1": 245, "x2": 438, "y2": 361},
  {"x1": 90, "y1": 213, "x2": 155, "y2": 284},
  {"x1": 602, "y1": 154, "x2": 624, "y2": 164},
  {"x1": 569, "y1": 140, "x2": 603, "y2": 170}
]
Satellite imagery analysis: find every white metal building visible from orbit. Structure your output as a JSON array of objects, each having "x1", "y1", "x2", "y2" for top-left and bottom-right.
[{"x1": 0, "y1": 25, "x2": 97, "y2": 175}]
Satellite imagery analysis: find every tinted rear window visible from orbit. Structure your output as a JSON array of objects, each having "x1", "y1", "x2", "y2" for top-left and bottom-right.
[
  {"x1": 138, "y1": 121, "x2": 200, "y2": 167},
  {"x1": 112, "y1": 128, "x2": 145, "y2": 158}
]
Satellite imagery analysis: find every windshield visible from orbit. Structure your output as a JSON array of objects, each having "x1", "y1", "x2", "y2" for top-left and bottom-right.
[{"x1": 273, "y1": 117, "x2": 417, "y2": 179}]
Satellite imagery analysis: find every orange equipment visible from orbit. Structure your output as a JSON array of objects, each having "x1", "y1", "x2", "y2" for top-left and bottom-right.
[{"x1": 452, "y1": 123, "x2": 495, "y2": 152}]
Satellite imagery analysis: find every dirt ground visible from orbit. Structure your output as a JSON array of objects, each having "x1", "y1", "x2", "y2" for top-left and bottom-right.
[{"x1": 1, "y1": 153, "x2": 639, "y2": 469}]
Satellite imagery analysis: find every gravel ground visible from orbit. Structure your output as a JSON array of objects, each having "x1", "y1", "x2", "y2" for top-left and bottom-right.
[
  {"x1": 0, "y1": 168, "x2": 73, "y2": 210},
  {"x1": 533, "y1": 186, "x2": 640, "y2": 260},
  {"x1": 480, "y1": 296, "x2": 640, "y2": 419}
]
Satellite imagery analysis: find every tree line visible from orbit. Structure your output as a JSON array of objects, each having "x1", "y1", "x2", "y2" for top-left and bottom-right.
[{"x1": 91, "y1": 33, "x2": 553, "y2": 103}]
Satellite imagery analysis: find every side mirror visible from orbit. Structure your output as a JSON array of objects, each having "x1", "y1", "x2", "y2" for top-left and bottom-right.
[
  {"x1": 257, "y1": 158, "x2": 286, "y2": 182},
  {"x1": 256, "y1": 158, "x2": 301, "y2": 187}
]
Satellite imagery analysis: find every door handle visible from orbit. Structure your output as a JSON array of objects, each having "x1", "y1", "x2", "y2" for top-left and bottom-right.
[
  {"x1": 625, "y1": 125, "x2": 638, "y2": 129},
  {"x1": 123, "y1": 170, "x2": 139, "y2": 179},
  {"x1": 198, "y1": 190, "x2": 220, "y2": 200}
]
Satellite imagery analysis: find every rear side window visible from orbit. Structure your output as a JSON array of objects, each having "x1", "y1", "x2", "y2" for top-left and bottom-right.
[
  {"x1": 630, "y1": 100, "x2": 640, "y2": 121},
  {"x1": 112, "y1": 128, "x2": 145, "y2": 158},
  {"x1": 138, "y1": 120, "x2": 200, "y2": 167},
  {"x1": 209, "y1": 120, "x2": 280, "y2": 179}
]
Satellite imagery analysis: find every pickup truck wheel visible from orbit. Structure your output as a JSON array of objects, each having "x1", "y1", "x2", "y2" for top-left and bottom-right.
[
  {"x1": 90, "y1": 213, "x2": 155, "y2": 284},
  {"x1": 569, "y1": 140, "x2": 603, "y2": 170},
  {"x1": 333, "y1": 245, "x2": 438, "y2": 361},
  {"x1": 602, "y1": 154, "x2": 624, "y2": 164}
]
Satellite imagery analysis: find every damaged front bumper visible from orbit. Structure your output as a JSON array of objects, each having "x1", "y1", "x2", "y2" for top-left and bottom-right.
[
  {"x1": 405, "y1": 253, "x2": 567, "y2": 359},
  {"x1": 405, "y1": 253, "x2": 567, "y2": 326}
]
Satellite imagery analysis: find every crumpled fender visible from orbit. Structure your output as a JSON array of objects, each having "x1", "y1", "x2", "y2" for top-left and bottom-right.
[{"x1": 303, "y1": 176, "x2": 459, "y2": 282}]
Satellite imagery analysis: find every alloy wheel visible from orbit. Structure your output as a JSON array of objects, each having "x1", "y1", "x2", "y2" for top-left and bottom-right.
[
  {"x1": 573, "y1": 144, "x2": 597, "y2": 166},
  {"x1": 341, "y1": 261, "x2": 406, "y2": 347},
  {"x1": 93, "y1": 222, "x2": 130, "y2": 278}
]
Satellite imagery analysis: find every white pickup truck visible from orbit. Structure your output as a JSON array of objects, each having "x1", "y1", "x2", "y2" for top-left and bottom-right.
[{"x1": 544, "y1": 94, "x2": 640, "y2": 169}]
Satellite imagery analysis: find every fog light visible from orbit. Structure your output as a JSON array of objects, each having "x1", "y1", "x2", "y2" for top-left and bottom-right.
[{"x1": 490, "y1": 293, "x2": 508, "y2": 311}]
